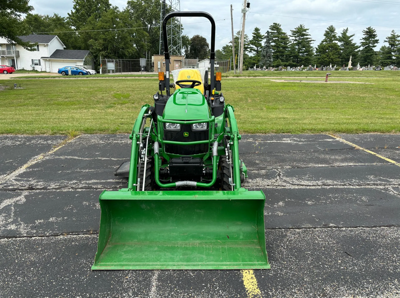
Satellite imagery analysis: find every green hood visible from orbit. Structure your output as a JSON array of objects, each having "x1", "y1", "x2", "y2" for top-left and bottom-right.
[{"x1": 163, "y1": 89, "x2": 210, "y2": 120}]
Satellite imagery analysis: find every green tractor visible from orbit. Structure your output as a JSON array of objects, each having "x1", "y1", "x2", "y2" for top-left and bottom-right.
[{"x1": 92, "y1": 11, "x2": 270, "y2": 270}]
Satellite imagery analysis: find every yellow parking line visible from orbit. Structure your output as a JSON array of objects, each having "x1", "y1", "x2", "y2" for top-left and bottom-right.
[
  {"x1": 2, "y1": 135, "x2": 80, "y2": 182},
  {"x1": 241, "y1": 270, "x2": 262, "y2": 298},
  {"x1": 327, "y1": 134, "x2": 400, "y2": 167}
]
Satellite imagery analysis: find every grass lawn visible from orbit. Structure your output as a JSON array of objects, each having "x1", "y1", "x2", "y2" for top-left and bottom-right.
[
  {"x1": 12, "y1": 73, "x2": 158, "y2": 79},
  {"x1": 224, "y1": 70, "x2": 400, "y2": 78},
  {"x1": 0, "y1": 72, "x2": 399, "y2": 135}
]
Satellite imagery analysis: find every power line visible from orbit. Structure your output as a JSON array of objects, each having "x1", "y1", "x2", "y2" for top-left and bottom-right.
[
  {"x1": 35, "y1": 26, "x2": 150, "y2": 34},
  {"x1": 34, "y1": 19, "x2": 228, "y2": 35}
]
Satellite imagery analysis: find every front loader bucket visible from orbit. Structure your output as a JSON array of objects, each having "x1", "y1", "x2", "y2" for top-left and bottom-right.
[{"x1": 92, "y1": 189, "x2": 270, "y2": 270}]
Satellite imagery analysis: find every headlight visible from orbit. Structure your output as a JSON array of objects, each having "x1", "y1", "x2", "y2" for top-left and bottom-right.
[
  {"x1": 165, "y1": 123, "x2": 181, "y2": 130},
  {"x1": 192, "y1": 123, "x2": 207, "y2": 131}
]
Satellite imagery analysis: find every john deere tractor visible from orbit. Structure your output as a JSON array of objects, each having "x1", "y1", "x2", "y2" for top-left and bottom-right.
[{"x1": 92, "y1": 11, "x2": 269, "y2": 270}]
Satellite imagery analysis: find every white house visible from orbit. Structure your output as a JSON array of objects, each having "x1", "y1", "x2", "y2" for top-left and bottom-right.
[{"x1": 0, "y1": 35, "x2": 92, "y2": 73}]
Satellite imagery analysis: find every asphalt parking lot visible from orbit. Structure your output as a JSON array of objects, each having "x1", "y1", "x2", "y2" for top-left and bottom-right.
[{"x1": 0, "y1": 134, "x2": 399, "y2": 297}]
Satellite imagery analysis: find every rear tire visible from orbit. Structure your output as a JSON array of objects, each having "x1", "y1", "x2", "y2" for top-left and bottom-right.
[
  {"x1": 3, "y1": 70, "x2": 8, "y2": 74},
  {"x1": 61, "y1": 71, "x2": 66, "y2": 76}
]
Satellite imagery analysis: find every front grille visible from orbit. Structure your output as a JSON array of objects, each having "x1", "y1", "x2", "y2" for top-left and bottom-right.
[{"x1": 164, "y1": 124, "x2": 209, "y2": 155}]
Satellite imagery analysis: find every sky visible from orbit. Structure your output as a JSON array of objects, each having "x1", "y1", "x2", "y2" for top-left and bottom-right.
[{"x1": 29, "y1": 0, "x2": 400, "y2": 54}]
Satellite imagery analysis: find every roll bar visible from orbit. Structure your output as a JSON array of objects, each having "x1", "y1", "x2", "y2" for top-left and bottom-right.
[{"x1": 162, "y1": 11, "x2": 216, "y2": 96}]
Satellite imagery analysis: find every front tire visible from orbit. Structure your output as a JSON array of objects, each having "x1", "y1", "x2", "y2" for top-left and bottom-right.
[
  {"x1": 219, "y1": 156, "x2": 232, "y2": 191},
  {"x1": 138, "y1": 156, "x2": 154, "y2": 191},
  {"x1": 79, "y1": 72, "x2": 83, "y2": 76}
]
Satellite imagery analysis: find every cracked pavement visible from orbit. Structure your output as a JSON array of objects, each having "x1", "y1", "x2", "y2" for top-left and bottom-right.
[{"x1": 1, "y1": 134, "x2": 400, "y2": 297}]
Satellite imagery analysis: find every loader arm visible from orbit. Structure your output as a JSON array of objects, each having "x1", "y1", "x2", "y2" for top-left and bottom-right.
[
  {"x1": 128, "y1": 104, "x2": 151, "y2": 191},
  {"x1": 226, "y1": 105, "x2": 242, "y2": 190}
]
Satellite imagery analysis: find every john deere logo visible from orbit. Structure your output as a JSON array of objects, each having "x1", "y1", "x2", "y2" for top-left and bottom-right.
[
  {"x1": 183, "y1": 132, "x2": 189, "y2": 137},
  {"x1": 187, "y1": 75, "x2": 191, "y2": 79}
]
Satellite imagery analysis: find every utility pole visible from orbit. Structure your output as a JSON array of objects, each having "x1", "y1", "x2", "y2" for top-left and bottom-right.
[
  {"x1": 230, "y1": 4, "x2": 236, "y2": 74},
  {"x1": 239, "y1": 0, "x2": 249, "y2": 74}
]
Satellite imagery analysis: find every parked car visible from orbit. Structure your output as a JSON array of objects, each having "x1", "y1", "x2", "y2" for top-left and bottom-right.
[
  {"x1": 58, "y1": 66, "x2": 88, "y2": 76},
  {"x1": 0, "y1": 65, "x2": 15, "y2": 74},
  {"x1": 77, "y1": 66, "x2": 96, "y2": 75}
]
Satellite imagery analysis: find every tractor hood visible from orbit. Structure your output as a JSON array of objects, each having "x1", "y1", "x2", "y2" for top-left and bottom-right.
[{"x1": 163, "y1": 89, "x2": 210, "y2": 120}]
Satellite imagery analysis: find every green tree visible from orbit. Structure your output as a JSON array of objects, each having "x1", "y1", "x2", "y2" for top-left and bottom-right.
[
  {"x1": 0, "y1": 0, "x2": 34, "y2": 48},
  {"x1": 217, "y1": 31, "x2": 251, "y2": 68},
  {"x1": 260, "y1": 31, "x2": 273, "y2": 67},
  {"x1": 22, "y1": 13, "x2": 52, "y2": 34},
  {"x1": 378, "y1": 45, "x2": 393, "y2": 66},
  {"x1": 68, "y1": 0, "x2": 111, "y2": 30},
  {"x1": 125, "y1": 0, "x2": 181, "y2": 57},
  {"x1": 186, "y1": 35, "x2": 209, "y2": 60},
  {"x1": 182, "y1": 34, "x2": 190, "y2": 56},
  {"x1": 268, "y1": 23, "x2": 290, "y2": 66},
  {"x1": 384, "y1": 30, "x2": 400, "y2": 66},
  {"x1": 125, "y1": 0, "x2": 161, "y2": 57},
  {"x1": 315, "y1": 25, "x2": 341, "y2": 67},
  {"x1": 67, "y1": 0, "x2": 112, "y2": 53},
  {"x1": 288, "y1": 24, "x2": 314, "y2": 66},
  {"x1": 236, "y1": 31, "x2": 251, "y2": 54},
  {"x1": 359, "y1": 26, "x2": 379, "y2": 66},
  {"x1": 249, "y1": 27, "x2": 263, "y2": 65},
  {"x1": 338, "y1": 28, "x2": 359, "y2": 67},
  {"x1": 216, "y1": 44, "x2": 232, "y2": 60},
  {"x1": 79, "y1": 7, "x2": 139, "y2": 67},
  {"x1": 216, "y1": 31, "x2": 250, "y2": 68}
]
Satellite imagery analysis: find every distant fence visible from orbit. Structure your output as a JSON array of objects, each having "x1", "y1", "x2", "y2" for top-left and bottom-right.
[
  {"x1": 183, "y1": 59, "x2": 198, "y2": 68},
  {"x1": 101, "y1": 58, "x2": 230, "y2": 73},
  {"x1": 100, "y1": 59, "x2": 153, "y2": 73},
  {"x1": 216, "y1": 60, "x2": 230, "y2": 73},
  {"x1": 183, "y1": 59, "x2": 230, "y2": 72}
]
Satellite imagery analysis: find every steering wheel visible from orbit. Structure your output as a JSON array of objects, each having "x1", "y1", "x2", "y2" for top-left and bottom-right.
[{"x1": 175, "y1": 80, "x2": 202, "y2": 89}]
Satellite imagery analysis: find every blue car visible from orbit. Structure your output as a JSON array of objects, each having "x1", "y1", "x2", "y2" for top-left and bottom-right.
[{"x1": 58, "y1": 66, "x2": 89, "y2": 76}]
